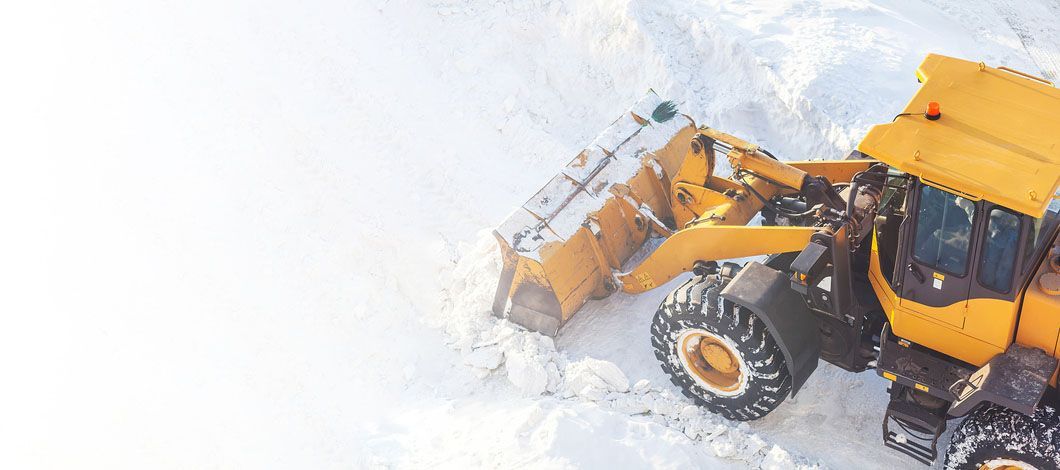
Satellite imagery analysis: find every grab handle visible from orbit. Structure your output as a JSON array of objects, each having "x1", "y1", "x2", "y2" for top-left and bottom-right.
[{"x1": 997, "y1": 66, "x2": 1053, "y2": 86}]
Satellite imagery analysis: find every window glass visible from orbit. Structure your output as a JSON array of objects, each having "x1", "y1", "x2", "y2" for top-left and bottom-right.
[
  {"x1": 979, "y1": 209, "x2": 1020, "y2": 292},
  {"x1": 913, "y1": 185, "x2": 976, "y2": 275},
  {"x1": 1022, "y1": 188, "x2": 1060, "y2": 273},
  {"x1": 1024, "y1": 217, "x2": 1044, "y2": 271},
  {"x1": 878, "y1": 174, "x2": 909, "y2": 286},
  {"x1": 879, "y1": 174, "x2": 908, "y2": 214}
]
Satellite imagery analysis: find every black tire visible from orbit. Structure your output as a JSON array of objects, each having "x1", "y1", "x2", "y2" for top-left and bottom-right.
[
  {"x1": 944, "y1": 404, "x2": 1060, "y2": 470},
  {"x1": 650, "y1": 273, "x2": 792, "y2": 421}
]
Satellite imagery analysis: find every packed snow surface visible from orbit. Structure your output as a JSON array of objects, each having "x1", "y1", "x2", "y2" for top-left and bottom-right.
[{"x1": 4, "y1": 0, "x2": 1060, "y2": 469}]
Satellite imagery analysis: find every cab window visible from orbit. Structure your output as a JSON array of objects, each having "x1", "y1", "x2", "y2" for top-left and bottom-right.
[
  {"x1": 978, "y1": 208, "x2": 1020, "y2": 293},
  {"x1": 913, "y1": 185, "x2": 976, "y2": 275},
  {"x1": 1023, "y1": 190, "x2": 1060, "y2": 273}
]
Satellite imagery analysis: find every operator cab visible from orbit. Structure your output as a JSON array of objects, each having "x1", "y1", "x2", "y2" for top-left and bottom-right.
[
  {"x1": 868, "y1": 152, "x2": 1060, "y2": 313},
  {"x1": 857, "y1": 53, "x2": 1060, "y2": 366},
  {"x1": 875, "y1": 174, "x2": 1060, "y2": 363}
]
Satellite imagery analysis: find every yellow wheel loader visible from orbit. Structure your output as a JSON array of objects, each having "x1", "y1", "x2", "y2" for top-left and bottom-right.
[{"x1": 492, "y1": 54, "x2": 1060, "y2": 468}]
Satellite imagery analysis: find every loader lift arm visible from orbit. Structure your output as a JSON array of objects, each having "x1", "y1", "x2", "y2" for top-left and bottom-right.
[{"x1": 492, "y1": 92, "x2": 873, "y2": 335}]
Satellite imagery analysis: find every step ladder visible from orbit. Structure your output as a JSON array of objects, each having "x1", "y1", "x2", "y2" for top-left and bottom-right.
[{"x1": 883, "y1": 384, "x2": 947, "y2": 465}]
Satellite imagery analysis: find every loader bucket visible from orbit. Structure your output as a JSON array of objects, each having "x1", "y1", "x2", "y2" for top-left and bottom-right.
[{"x1": 492, "y1": 91, "x2": 697, "y2": 335}]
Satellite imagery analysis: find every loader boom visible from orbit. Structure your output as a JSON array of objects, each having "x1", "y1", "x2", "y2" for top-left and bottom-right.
[
  {"x1": 492, "y1": 92, "x2": 872, "y2": 335},
  {"x1": 616, "y1": 225, "x2": 820, "y2": 292}
]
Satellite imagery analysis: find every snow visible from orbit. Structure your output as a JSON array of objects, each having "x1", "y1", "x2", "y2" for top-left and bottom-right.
[
  {"x1": 562, "y1": 358, "x2": 631, "y2": 399},
  {"x1": 3, "y1": 0, "x2": 1059, "y2": 469},
  {"x1": 496, "y1": 91, "x2": 688, "y2": 262}
]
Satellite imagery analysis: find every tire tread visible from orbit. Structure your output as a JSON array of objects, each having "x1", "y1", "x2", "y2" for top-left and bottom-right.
[{"x1": 651, "y1": 274, "x2": 792, "y2": 421}]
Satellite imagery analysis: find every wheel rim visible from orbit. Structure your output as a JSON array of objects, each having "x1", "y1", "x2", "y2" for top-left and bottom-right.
[
  {"x1": 979, "y1": 459, "x2": 1039, "y2": 470},
  {"x1": 676, "y1": 329, "x2": 747, "y2": 396}
]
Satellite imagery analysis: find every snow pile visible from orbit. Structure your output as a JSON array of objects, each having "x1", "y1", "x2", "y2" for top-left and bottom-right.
[
  {"x1": 434, "y1": 234, "x2": 821, "y2": 468},
  {"x1": 8, "y1": 0, "x2": 1060, "y2": 468},
  {"x1": 425, "y1": 1, "x2": 1060, "y2": 468},
  {"x1": 562, "y1": 359, "x2": 630, "y2": 399}
]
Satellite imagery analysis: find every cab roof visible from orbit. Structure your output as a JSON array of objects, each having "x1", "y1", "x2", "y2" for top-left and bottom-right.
[{"x1": 858, "y1": 54, "x2": 1060, "y2": 217}]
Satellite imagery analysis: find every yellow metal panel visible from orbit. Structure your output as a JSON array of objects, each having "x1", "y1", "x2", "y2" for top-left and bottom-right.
[
  {"x1": 872, "y1": 257, "x2": 1014, "y2": 363},
  {"x1": 858, "y1": 54, "x2": 1060, "y2": 217},
  {"x1": 627, "y1": 167, "x2": 676, "y2": 229},
  {"x1": 616, "y1": 225, "x2": 822, "y2": 294},
  {"x1": 868, "y1": 232, "x2": 1005, "y2": 366},
  {"x1": 541, "y1": 229, "x2": 603, "y2": 318},
  {"x1": 898, "y1": 289, "x2": 966, "y2": 329},
  {"x1": 591, "y1": 198, "x2": 642, "y2": 269},
  {"x1": 868, "y1": 231, "x2": 899, "y2": 319},
  {"x1": 1016, "y1": 286, "x2": 1060, "y2": 357},
  {"x1": 890, "y1": 301, "x2": 1004, "y2": 366},
  {"x1": 1016, "y1": 238, "x2": 1060, "y2": 358},
  {"x1": 962, "y1": 297, "x2": 1019, "y2": 350},
  {"x1": 650, "y1": 125, "x2": 701, "y2": 185}
]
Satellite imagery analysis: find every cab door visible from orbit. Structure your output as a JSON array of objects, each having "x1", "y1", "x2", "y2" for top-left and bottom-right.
[
  {"x1": 898, "y1": 181, "x2": 978, "y2": 328},
  {"x1": 963, "y1": 204, "x2": 1025, "y2": 348}
]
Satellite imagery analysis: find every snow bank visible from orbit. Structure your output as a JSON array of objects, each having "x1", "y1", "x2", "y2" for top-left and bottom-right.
[
  {"x1": 433, "y1": 234, "x2": 822, "y2": 468},
  {"x1": 423, "y1": 1, "x2": 1060, "y2": 469},
  {"x1": 9, "y1": 0, "x2": 1060, "y2": 468}
]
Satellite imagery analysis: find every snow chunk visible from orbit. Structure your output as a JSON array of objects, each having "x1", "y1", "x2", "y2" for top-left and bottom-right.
[
  {"x1": 562, "y1": 358, "x2": 630, "y2": 400},
  {"x1": 464, "y1": 345, "x2": 504, "y2": 371},
  {"x1": 506, "y1": 353, "x2": 549, "y2": 396},
  {"x1": 762, "y1": 445, "x2": 797, "y2": 470},
  {"x1": 632, "y1": 378, "x2": 652, "y2": 394}
]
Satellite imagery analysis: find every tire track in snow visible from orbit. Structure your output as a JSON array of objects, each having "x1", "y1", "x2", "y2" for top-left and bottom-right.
[
  {"x1": 988, "y1": 0, "x2": 1060, "y2": 80},
  {"x1": 628, "y1": 1, "x2": 847, "y2": 161}
]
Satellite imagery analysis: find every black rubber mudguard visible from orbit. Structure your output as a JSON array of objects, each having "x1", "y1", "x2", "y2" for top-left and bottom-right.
[
  {"x1": 720, "y1": 262, "x2": 820, "y2": 396},
  {"x1": 948, "y1": 343, "x2": 1058, "y2": 417}
]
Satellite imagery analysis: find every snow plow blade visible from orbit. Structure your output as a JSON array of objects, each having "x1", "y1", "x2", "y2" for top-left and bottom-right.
[{"x1": 492, "y1": 91, "x2": 697, "y2": 335}]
